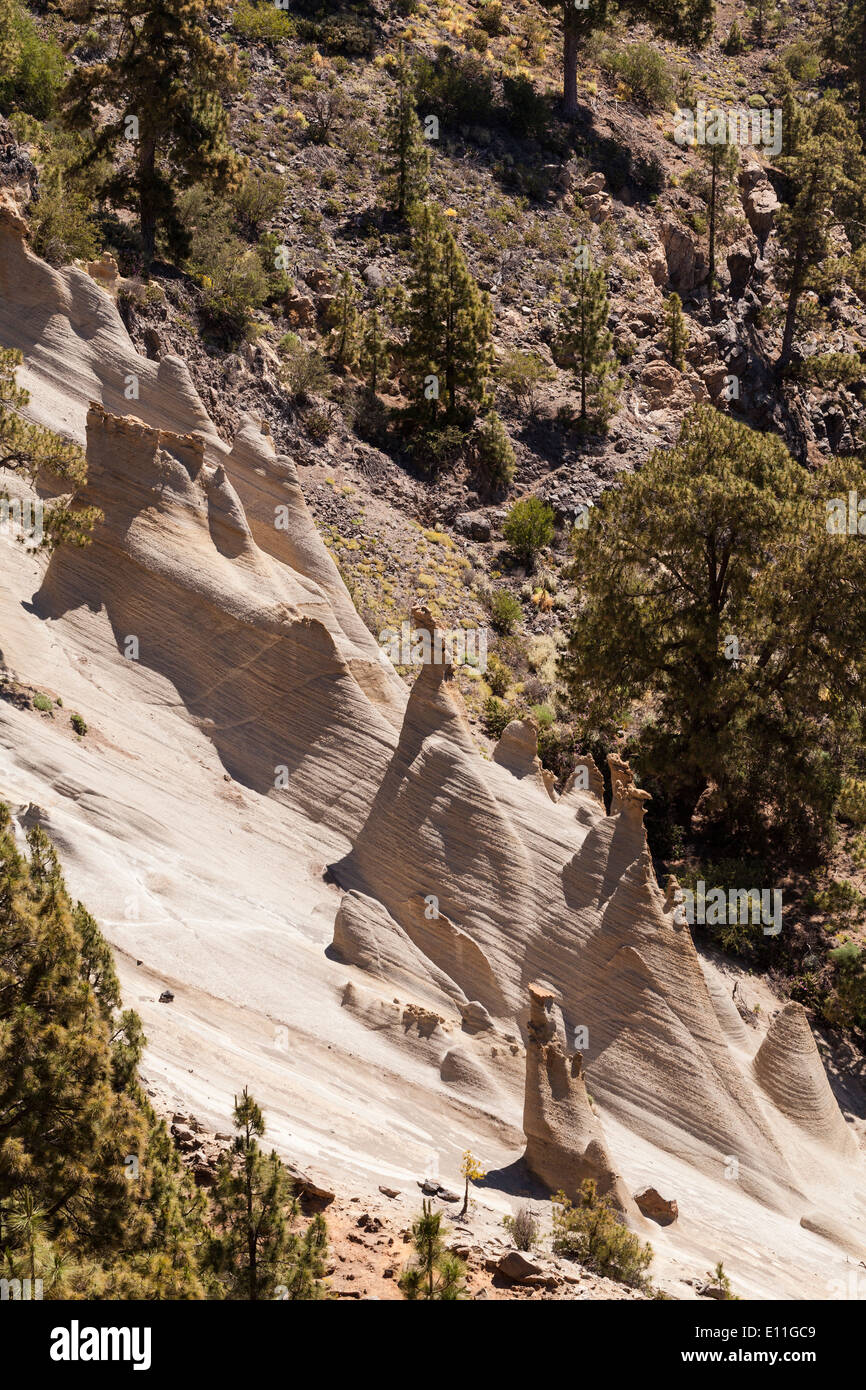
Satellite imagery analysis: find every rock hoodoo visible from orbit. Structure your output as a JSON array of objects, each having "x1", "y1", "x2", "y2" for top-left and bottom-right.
[{"x1": 521, "y1": 983, "x2": 639, "y2": 1218}]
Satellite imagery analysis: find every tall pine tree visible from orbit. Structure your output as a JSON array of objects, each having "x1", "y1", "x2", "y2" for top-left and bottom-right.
[
  {"x1": 360, "y1": 305, "x2": 390, "y2": 394},
  {"x1": 665, "y1": 292, "x2": 688, "y2": 370},
  {"x1": 836, "y1": 0, "x2": 866, "y2": 137},
  {"x1": 697, "y1": 138, "x2": 739, "y2": 307},
  {"x1": 328, "y1": 271, "x2": 360, "y2": 369},
  {"x1": 557, "y1": 248, "x2": 614, "y2": 420},
  {"x1": 207, "y1": 1088, "x2": 328, "y2": 1301},
  {"x1": 0, "y1": 814, "x2": 207, "y2": 1297},
  {"x1": 775, "y1": 95, "x2": 865, "y2": 370},
  {"x1": 59, "y1": 0, "x2": 242, "y2": 264},
  {"x1": 382, "y1": 43, "x2": 429, "y2": 219},
  {"x1": 538, "y1": 0, "x2": 713, "y2": 117},
  {"x1": 403, "y1": 203, "x2": 492, "y2": 419}
]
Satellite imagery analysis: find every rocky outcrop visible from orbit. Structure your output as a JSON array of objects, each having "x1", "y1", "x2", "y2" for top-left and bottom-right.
[
  {"x1": 634, "y1": 1187, "x2": 678, "y2": 1226},
  {"x1": 659, "y1": 216, "x2": 707, "y2": 291},
  {"x1": 738, "y1": 153, "x2": 779, "y2": 240},
  {"x1": 522, "y1": 983, "x2": 639, "y2": 1217},
  {"x1": 3, "y1": 179, "x2": 864, "y2": 1291},
  {"x1": 493, "y1": 717, "x2": 555, "y2": 800},
  {"x1": 0, "y1": 117, "x2": 38, "y2": 205},
  {"x1": 331, "y1": 890, "x2": 465, "y2": 1010},
  {"x1": 744, "y1": 181, "x2": 779, "y2": 239}
]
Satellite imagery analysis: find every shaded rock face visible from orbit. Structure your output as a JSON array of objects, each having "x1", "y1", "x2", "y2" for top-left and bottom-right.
[
  {"x1": 634, "y1": 1188, "x2": 678, "y2": 1226},
  {"x1": 521, "y1": 984, "x2": 638, "y2": 1218},
  {"x1": 0, "y1": 117, "x2": 38, "y2": 205},
  {"x1": 659, "y1": 217, "x2": 707, "y2": 291}
]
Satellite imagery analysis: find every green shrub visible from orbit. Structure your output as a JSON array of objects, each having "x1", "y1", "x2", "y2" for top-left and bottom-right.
[
  {"x1": 496, "y1": 349, "x2": 555, "y2": 415},
  {"x1": 230, "y1": 1, "x2": 295, "y2": 45},
  {"x1": 31, "y1": 178, "x2": 98, "y2": 266},
  {"x1": 483, "y1": 694, "x2": 513, "y2": 738},
  {"x1": 0, "y1": 0, "x2": 64, "y2": 118},
  {"x1": 838, "y1": 777, "x2": 866, "y2": 826},
  {"x1": 70, "y1": 712, "x2": 87, "y2": 735},
  {"x1": 281, "y1": 340, "x2": 332, "y2": 403},
  {"x1": 304, "y1": 407, "x2": 332, "y2": 443},
  {"x1": 795, "y1": 353, "x2": 863, "y2": 388},
  {"x1": 501, "y1": 73, "x2": 549, "y2": 138},
  {"x1": 552, "y1": 1181, "x2": 653, "y2": 1289},
  {"x1": 298, "y1": 14, "x2": 376, "y2": 57},
  {"x1": 807, "y1": 878, "x2": 865, "y2": 938},
  {"x1": 781, "y1": 40, "x2": 821, "y2": 84},
  {"x1": 824, "y1": 941, "x2": 866, "y2": 1031},
  {"x1": 488, "y1": 588, "x2": 523, "y2": 634},
  {"x1": 178, "y1": 186, "x2": 268, "y2": 338},
  {"x1": 502, "y1": 496, "x2": 555, "y2": 568},
  {"x1": 474, "y1": 412, "x2": 515, "y2": 489},
  {"x1": 530, "y1": 701, "x2": 555, "y2": 729},
  {"x1": 486, "y1": 652, "x2": 512, "y2": 697},
  {"x1": 32, "y1": 692, "x2": 53, "y2": 714},
  {"x1": 705, "y1": 1261, "x2": 739, "y2": 1300},
  {"x1": 723, "y1": 19, "x2": 745, "y2": 54},
  {"x1": 846, "y1": 245, "x2": 866, "y2": 305},
  {"x1": 502, "y1": 1207, "x2": 539, "y2": 1251},
  {"x1": 231, "y1": 171, "x2": 286, "y2": 234},
  {"x1": 406, "y1": 423, "x2": 467, "y2": 478},
  {"x1": 600, "y1": 42, "x2": 673, "y2": 109},
  {"x1": 478, "y1": 2, "x2": 506, "y2": 36},
  {"x1": 464, "y1": 25, "x2": 489, "y2": 53},
  {"x1": 200, "y1": 243, "x2": 269, "y2": 338},
  {"x1": 414, "y1": 45, "x2": 496, "y2": 126}
]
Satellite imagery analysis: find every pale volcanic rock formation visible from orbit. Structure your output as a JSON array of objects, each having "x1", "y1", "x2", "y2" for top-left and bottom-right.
[
  {"x1": 335, "y1": 654, "x2": 805, "y2": 1211},
  {"x1": 36, "y1": 405, "x2": 402, "y2": 833},
  {"x1": 522, "y1": 982, "x2": 639, "y2": 1217},
  {"x1": 560, "y1": 752, "x2": 606, "y2": 815},
  {"x1": 753, "y1": 1004, "x2": 859, "y2": 1157},
  {"x1": 492, "y1": 717, "x2": 556, "y2": 800},
  {"x1": 331, "y1": 889, "x2": 465, "y2": 1011},
  {"x1": 3, "y1": 177, "x2": 866, "y2": 1297},
  {"x1": 0, "y1": 191, "x2": 219, "y2": 447}
]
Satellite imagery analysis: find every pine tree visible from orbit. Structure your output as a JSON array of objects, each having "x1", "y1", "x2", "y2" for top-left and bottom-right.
[
  {"x1": 59, "y1": 0, "x2": 242, "y2": 265},
  {"x1": 697, "y1": 138, "x2": 739, "y2": 306},
  {"x1": 0, "y1": 812, "x2": 207, "y2": 1298},
  {"x1": 538, "y1": 0, "x2": 712, "y2": 117},
  {"x1": 560, "y1": 406, "x2": 866, "y2": 853},
  {"x1": 383, "y1": 43, "x2": 429, "y2": 218},
  {"x1": 775, "y1": 96, "x2": 865, "y2": 371},
  {"x1": 835, "y1": 0, "x2": 866, "y2": 135},
  {"x1": 557, "y1": 250, "x2": 614, "y2": 420},
  {"x1": 665, "y1": 292, "x2": 688, "y2": 370},
  {"x1": 399, "y1": 1200, "x2": 466, "y2": 1300},
  {"x1": 360, "y1": 306, "x2": 390, "y2": 395},
  {"x1": 207, "y1": 1088, "x2": 328, "y2": 1300},
  {"x1": 0, "y1": 347, "x2": 101, "y2": 550},
  {"x1": 403, "y1": 203, "x2": 493, "y2": 419},
  {"x1": 328, "y1": 271, "x2": 360, "y2": 369}
]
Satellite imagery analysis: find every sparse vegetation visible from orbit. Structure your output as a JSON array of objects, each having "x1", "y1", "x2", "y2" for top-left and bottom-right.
[
  {"x1": 502, "y1": 497, "x2": 555, "y2": 569},
  {"x1": 552, "y1": 1181, "x2": 653, "y2": 1289}
]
